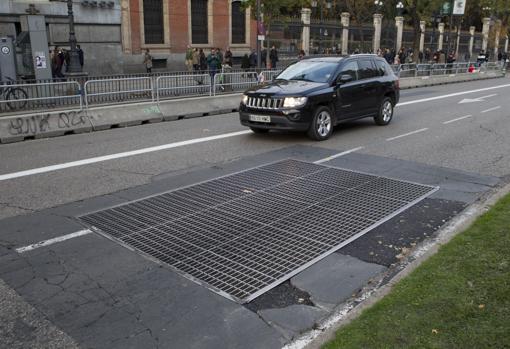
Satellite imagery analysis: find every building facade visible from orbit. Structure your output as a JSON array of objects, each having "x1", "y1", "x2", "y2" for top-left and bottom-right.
[
  {"x1": 121, "y1": 0, "x2": 257, "y2": 71},
  {"x1": 0, "y1": 0, "x2": 257, "y2": 76}
]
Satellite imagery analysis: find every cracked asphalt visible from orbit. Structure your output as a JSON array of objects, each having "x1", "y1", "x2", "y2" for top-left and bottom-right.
[{"x1": 1, "y1": 76, "x2": 510, "y2": 348}]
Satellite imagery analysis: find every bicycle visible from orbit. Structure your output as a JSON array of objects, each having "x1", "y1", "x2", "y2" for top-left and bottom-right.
[{"x1": 0, "y1": 77, "x2": 28, "y2": 111}]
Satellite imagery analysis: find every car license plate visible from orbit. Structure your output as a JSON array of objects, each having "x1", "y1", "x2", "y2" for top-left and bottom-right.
[{"x1": 249, "y1": 114, "x2": 271, "y2": 123}]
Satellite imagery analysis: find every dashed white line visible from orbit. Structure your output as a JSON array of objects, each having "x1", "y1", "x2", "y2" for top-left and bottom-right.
[
  {"x1": 481, "y1": 106, "x2": 501, "y2": 114},
  {"x1": 386, "y1": 128, "x2": 429, "y2": 141},
  {"x1": 314, "y1": 147, "x2": 365, "y2": 164},
  {"x1": 15, "y1": 229, "x2": 92, "y2": 254},
  {"x1": 443, "y1": 115, "x2": 473, "y2": 124}
]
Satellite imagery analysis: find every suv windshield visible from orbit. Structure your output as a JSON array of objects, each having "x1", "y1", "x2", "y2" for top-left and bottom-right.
[{"x1": 276, "y1": 60, "x2": 338, "y2": 83}]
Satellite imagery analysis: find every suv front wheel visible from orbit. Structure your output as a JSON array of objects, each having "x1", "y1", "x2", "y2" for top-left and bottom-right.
[
  {"x1": 374, "y1": 97, "x2": 394, "y2": 126},
  {"x1": 307, "y1": 106, "x2": 333, "y2": 141}
]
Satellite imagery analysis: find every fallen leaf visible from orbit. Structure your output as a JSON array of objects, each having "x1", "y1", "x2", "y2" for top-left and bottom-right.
[
  {"x1": 432, "y1": 329, "x2": 439, "y2": 334},
  {"x1": 298, "y1": 298, "x2": 304, "y2": 303},
  {"x1": 479, "y1": 304, "x2": 485, "y2": 309}
]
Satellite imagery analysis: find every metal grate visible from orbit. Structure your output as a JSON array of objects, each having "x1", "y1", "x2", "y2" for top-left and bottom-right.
[{"x1": 79, "y1": 159, "x2": 438, "y2": 303}]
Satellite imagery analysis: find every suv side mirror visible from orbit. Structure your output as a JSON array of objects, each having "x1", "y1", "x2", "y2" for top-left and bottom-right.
[{"x1": 337, "y1": 74, "x2": 353, "y2": 85}]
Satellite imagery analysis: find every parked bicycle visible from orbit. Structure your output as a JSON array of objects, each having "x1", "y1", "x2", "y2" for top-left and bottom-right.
[{"x1": 0, "y1": 77, "x2": 28, "y2": 111}]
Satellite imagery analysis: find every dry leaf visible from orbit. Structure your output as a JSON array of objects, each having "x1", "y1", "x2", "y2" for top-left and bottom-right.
[
  {"x1": 432, "y1": 329, "x2": 439, "y2": 334},
  {"x1": 478, "y1": 304, "x2": 485, "y2": 309}
]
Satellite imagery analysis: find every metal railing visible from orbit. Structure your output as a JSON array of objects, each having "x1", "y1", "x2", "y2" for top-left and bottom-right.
[
  {"x1": 156, "y1": 74, "x2": 212, "y2": 104},
  {"x1": 211, "y1": 70, "x2": 283, "y2": 96},
  {"x1": 0, "y1": 63, "x2": 504, "y2": 117},
  {"x1": 0, "y1": 81, "x2": 82, "y2": 113},
  {"x1": 84, "y1": 77, "x2": 153, "y2": 108}
]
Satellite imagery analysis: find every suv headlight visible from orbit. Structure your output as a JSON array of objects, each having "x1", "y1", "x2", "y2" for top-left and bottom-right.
[
  {"x1": 241, "y1": 94, "x2": 249, "y2": 104},
  {"x1": 283, "y1": 97, "x2": 307, "y2": 108}
]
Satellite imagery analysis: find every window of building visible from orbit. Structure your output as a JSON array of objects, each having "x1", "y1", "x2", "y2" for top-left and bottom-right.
[
  {"x1": 143, "y1": 0, "x2": 164, "y2": 44},
  {"x1": 231, "y1": 1, "x2": 246, "y2": 44},
  {"x1": 191, "y1": 0, "x2": 208, "y2": 44}
]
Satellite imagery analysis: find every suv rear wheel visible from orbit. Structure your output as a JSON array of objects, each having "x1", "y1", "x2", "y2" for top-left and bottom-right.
[
  {"x1": 307, "y1": 106, "x2": 333, "y2": 141},
  {"x1": 374, "y1": 97, "x2": 394, "y2": 126}
]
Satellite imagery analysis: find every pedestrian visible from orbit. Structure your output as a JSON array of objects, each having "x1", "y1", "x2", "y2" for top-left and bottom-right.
[
  {"x1": 269, "y1": 45, "x2": 278, "y2": 69},
  {"x1": 207, "y1": 48, "x2": 220, "y2": 83},
  {"x1": 216, "y1": 48, "x2": 224, "y2": 69},
  {"x1": 224, "y1": 47, "x2": 233, "y2": 67},
  {"x1": 261, "y1": 48, "x2": 267, "y2": 68},
  {"x1": 192, "y1": 48, "x2": 200, "y2": 72},
  {"x1": 249, "y1": 49, "x2": 257, "y2": 68},
  {"x1": 77, "y1": 45, "x2": 84, "y2": 68},
  {"x1": 185, "y1": 45, "x2": 193, "y2": 72},
  {"x1": 241, "y1": 53, "x2": 250, "y2": 77},
  {"x1": 143, "y1": 48, "x2": 153, "y2": 73},
  {"x1": 199, "y1": 48, "x2": 207, "y2": 72},
  {"x1": 298, "y1": 49, "x2": 306, "y2": 60},
  {"x1": 249, "y1": 49, "x2": 258, "y2": 80}
]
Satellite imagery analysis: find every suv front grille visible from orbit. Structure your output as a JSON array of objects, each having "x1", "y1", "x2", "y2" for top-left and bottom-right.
[{"x1": 247, "y1": 97, "x2": 284, "y2": 110}]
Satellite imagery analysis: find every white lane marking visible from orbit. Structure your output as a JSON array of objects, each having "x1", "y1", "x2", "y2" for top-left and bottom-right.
[
  {"x1": 314, "y1": 147, "x2": 365, "y2": 164},
  {"x1": 481, "y1": 106, "x2": 501, "y2": 113},
  {"x1": 397, "y1": 83, "x2": 510, "y2": 107},
  {"x1": 3, "y1": 82, "x2": 510, "y2": 182},
  {"x1": 0, "y1": 130, "x2": 251, "y2": 181},
  {"x1": 15, "y1": 229, "x2": 92, "y2": 254},
  {"x1": 458, "y1": 93, "x2": 498, "y2": 104},
  {"x1": 443, "y1": 115, "x2": 473, "y2": 124},
  {"x1": 386, "y1": 128, "x2": 429, "y2": 141}
]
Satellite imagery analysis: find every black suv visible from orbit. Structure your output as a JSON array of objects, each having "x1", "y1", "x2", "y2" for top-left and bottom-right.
[{"x1": 239, "y1": 55, "x2": 399, "y2": 140}]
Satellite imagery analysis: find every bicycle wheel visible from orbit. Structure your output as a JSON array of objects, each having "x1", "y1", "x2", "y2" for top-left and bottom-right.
[{"x1": 6, "y1": 88, "x2": 28, "y2": 110}]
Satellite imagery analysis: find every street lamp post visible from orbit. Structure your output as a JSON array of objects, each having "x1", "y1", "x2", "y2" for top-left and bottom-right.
[
  {"x1": 311, "y1": 0, "x2": 332, "y2": 54},
  {"x1": 395, "y1": 1, "x2": 404, "y2": 52},
  {"x1": 430, "y1": 11, "x2": 441, "y2": 51},
  {"x1": 65, "y1": 0, "x2": 83, "y2": 74},
  {"x1": 396, "y1": 1, "x2": 404, "y2": 17}
]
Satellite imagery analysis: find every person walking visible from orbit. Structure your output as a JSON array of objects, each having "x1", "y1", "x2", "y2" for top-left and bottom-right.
[
  {"x1": 269, "y1": 45, "x2": 278, "y2": 69},
  {"x1": 241, "y1": 53, "x2": 250, "y2": 77},
  {"x1": 192, "y1": 48, "x2": 200, "y2": 72},
  {"x1": 77, "y1": 45, "x2": 84, "y2": 68},
  {"x1": 185, "y1": 45, "x2": 193, "y2": 72},
  {"x1": 207, "y1": 48, "x2": 220, "y2": 85},
  {"x1": 298, "y1": 49, "x2": 306, "y2": 60},
  {"x1": 224, "y1": 47, "x2": 233, "y2": 67},
  {"x1": 143, "y1": 48, "x2": 153, "y2": 73},
  {"x1": 199, "y1": 49, "x2": 207, "y2": 72}
]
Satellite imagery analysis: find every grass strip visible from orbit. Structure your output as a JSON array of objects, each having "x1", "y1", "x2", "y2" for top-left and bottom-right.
[{"x1": 323, "y1": 193, "x2": 510, "y2": 349}]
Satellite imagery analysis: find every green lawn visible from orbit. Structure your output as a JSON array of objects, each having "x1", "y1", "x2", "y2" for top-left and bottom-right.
[{"x1": 323, "y1": 193, "x2": 510, "y2": 349}]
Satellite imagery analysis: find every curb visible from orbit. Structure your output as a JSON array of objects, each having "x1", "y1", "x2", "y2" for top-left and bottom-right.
[
  {"x1": 285, "y1": 180, "x2": 510, "y2": 349},
  {"x1": 0, "y1": 72, "x2": 505, "y2": 144}
]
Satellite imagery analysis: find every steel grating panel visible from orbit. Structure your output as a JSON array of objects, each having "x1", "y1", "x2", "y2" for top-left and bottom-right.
[{"x1": 78, "y1": 159, "x2": 438, "y2": 303}]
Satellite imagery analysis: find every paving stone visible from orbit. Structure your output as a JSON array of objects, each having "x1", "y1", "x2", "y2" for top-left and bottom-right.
[
  {"x1": 291, "y1": 254, "x2": 386, "y2": 309},
  {"x1": 258, "y1": 305, "x2": 327, "y2": 339}
]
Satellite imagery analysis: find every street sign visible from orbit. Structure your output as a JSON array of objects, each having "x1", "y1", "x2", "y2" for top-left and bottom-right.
[
  {"x1": 258, "y1": 35, "x2": 265, "y2": 41},
  {"x1": 441, "y1": 1, "x2": 451, "y2": 15},
  {"x1": 452, "y1": 0, "x2": 466, "y2": 15}
]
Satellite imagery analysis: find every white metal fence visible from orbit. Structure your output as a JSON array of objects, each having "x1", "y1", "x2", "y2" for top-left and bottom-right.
[
  {"x1": 0, "y1": 81, "x2": 82, "y2": 113},
  {"x1": 0, "y1": 64, "x2": 505, "y2": 116}
]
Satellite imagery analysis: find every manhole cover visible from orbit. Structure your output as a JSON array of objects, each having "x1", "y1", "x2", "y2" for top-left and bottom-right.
[{"x1": 79, "y1": 159, "x2": 438, "y2": 303}]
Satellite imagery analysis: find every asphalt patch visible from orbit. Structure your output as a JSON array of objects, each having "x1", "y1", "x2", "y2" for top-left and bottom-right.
[{"x1": 339, "y1": 198, "x2": 466, "y2": 267}]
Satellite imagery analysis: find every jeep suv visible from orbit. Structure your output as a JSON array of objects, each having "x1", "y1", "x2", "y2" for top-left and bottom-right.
[{"x1": 239, "y1": 55, "x2": 399, "y2": 141}]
